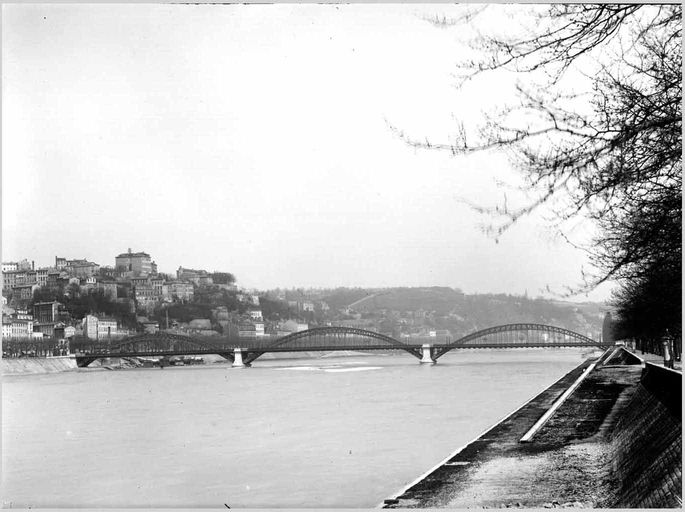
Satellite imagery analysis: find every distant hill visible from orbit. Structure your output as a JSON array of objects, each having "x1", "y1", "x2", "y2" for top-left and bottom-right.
[
  {"x1": 318, "y1": 287, "x2": 383, "y2": 311},
  {"x1": 344, "y1": 287, "x2": 463, "y2": 315},
  {"x1": 320, "y1": 287, "x2": 606, "y2": 339}
]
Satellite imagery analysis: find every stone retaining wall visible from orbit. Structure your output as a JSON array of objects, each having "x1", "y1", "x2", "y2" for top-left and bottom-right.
[
  {"x1": 2, "y1": 356, "x2": 78, "y2": 375},
  {"x1": 607, "y1": 360, "x2": 682, "y2": 508},
  {"x1": 603, "y1": 346, "x2": 644, "y2": 366}
]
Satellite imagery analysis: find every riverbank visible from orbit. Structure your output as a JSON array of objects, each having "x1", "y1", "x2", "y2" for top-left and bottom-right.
[
  {"x1": 2, "y1": 355, "x2": 154, "y2": 375},
  {"x1": 2, "y1": 356, "x2": 78, "y2": 375},
  {"x1": 1, "y1": 350, "x2": 384, "y2": 375},
  {"x1": 383, "y1": 347, "x2": 682, "y2": 508}
]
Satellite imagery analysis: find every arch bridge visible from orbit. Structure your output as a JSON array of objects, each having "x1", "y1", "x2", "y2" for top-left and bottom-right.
[
  {"x1": 73, "y1": 323, "x2": 608, "y2": 367},
  {"x1": 430, "y1": 323, "x2": 604, "y2": 360},
  {"x1": 73, "y1": 332, "x2": 235, "y2": 367}
]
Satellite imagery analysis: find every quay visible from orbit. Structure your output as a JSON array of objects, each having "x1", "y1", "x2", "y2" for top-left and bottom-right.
[{"x1": 383, "y1": 347, "x2": 681, "y2": 508}]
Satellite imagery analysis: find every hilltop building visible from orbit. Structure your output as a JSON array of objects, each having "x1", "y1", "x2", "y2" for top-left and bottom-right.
[
  {"x1": 2, "y1": 259, "x2": 34, "y2": 272},
  {"x1": 176, "y1": 267, "x2": 213, "y2": 286},
  {"x1": 116, "y1": 249, "x2": 153, "y2": 276},
  {"x1": 35, "y1": 268, "x2": 49, "y2": 287},
  {"x1": 168, "y1": 281, "x2": 194, "y2": 301},
  {"x1": 54, "y1": 257, "x2": 99, "y2": 278},
  {"x1": 12, "y1": 283, "x2": 39, "y2": 301},
  {"x1": 2, "y1": 262, "x2": 18, "y2": 272},
  {"x1": 65, "y1": 259, "x2": 100, "y2": 278}
]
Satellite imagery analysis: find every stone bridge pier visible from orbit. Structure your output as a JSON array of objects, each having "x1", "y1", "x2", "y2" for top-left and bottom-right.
[
  {"x1": 232, "y1": 348, "x2": 246, "y2": 367},
  {"x1": 420, "y1": 343, "x2": 436, "y2": 364}
]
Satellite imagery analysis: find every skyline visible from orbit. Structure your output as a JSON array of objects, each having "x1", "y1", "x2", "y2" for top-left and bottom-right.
[{"x1": 3, "y1": 4, "x2": 613, "y2": 302}]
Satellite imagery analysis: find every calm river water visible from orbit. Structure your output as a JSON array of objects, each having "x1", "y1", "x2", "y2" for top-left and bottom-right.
[{"x1": 2, "y1": 349, "x2": 591, "y2": 508}]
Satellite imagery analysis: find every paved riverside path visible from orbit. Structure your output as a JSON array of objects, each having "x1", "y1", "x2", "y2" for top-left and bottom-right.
[
  {"x1": 383, "y1": 351, "x2": 680, "y2": 508},
  {"x1": 635, "y1": 350, "x2": 682, "y2": 371}
]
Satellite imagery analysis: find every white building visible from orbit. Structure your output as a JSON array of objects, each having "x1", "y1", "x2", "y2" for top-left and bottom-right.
[
  {"x1": 2, "y1": 262, "x2": 18, "y2": 272},
  {"x1": 35, "y1": 268, "x2": 50, "y2": 287},
  {"x1": 2, "y1": 321, "x2": 11, "y2": 338},
  {"x1": 169, "y1": 281, "x2": 194, "y2": 301},
  {"x1": 10, "y1": 319, "x2": 34, "y2": 339},
  {"x1": 83, "y1": 315, "x2": 119, "y2": 340},
  {"x1": 14, "y1": 309, "x2": 33, "y2": 320}
]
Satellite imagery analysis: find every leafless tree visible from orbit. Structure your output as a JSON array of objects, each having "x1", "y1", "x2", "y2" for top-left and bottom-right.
[{"x1": 395, "y1": 4, "x2": 681, "y2": 345}]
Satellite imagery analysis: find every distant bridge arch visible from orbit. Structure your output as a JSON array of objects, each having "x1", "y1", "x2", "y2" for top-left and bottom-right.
[
  {"x1": 108, "y1": 332, "x2": 224, "y2": 353},
  {"x1": 241, "y1": 326, "x2": 421, "y2": 364},
  {"x1": 266, "y1": 326, "x2": 410, "y2": 350},
  {"x1": 74, "y1": 332, "x2": 232, "y2": 367},
  {"x1": 432, "y1": 323, "x2": 604, "y2": 360}
]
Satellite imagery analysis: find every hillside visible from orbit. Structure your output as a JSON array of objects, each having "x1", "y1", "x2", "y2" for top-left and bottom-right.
[{"x1": 319, "y1": 287, "x2": 607, "y2": 339}]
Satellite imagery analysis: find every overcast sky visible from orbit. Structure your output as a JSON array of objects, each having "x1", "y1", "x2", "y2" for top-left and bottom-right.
[{"x1": 2, "y1": 3, "x2": 614, "y2": 301}]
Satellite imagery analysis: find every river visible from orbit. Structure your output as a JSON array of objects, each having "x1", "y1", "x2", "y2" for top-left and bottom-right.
[{"x1": 2, "y1": 349, "x2": 591, "y2": 508}]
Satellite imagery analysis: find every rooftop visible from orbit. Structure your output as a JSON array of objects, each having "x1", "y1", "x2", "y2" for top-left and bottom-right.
[{"x1": 116, "y1": 252, "x2": 150, "y2": 258}]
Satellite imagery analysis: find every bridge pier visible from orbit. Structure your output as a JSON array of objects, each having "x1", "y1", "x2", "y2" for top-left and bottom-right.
[
  {"x1": 420, "y1": 344, "x2": 436, "y2": 364},
  {"x1": 232, "y1": 348, "x2": 246, "y2": 368}
]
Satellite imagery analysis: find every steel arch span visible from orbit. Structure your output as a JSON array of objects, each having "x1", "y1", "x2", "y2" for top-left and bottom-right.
[
  {"x1": 241, "y1": 326, "x2": 420, "y2": 364},
  {"x1": 433, "y1": 323, "x2": 608, "y2": 360},
  {"x1": 74, "y1": 332, "x2": 234, "y2": 367},
  {"x1": 266, "y1": 326, "x2": 409, "y2": 350},
  {"x1": 108, "y1": 332, "x2": 224, "y2": 354}
]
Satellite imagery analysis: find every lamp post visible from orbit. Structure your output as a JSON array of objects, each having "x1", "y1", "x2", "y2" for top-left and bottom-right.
[{"x1": 661, "y1": 330, "x2": 674, "y2": 369}]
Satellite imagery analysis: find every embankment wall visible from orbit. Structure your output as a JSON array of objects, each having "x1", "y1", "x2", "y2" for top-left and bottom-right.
[
  {"x1": 607, "y1": 360, "x2": 682, "y2": 508},
  {"x1": 384, "y1": 347, "x2": 681, "y2": 508},
  {"x1": 602, "y1": 346, "x2": 644, "y2": 365},
  {"x1": 2, "y1": 356, "x2": 78, "y2": 375}
]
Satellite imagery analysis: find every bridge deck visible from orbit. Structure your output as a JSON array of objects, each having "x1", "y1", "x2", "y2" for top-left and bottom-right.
[
  {"x1": 76, "y1": 342, "x2": 608, "y2": 359},
  {"x1": 71, "y1": 324, "x2": 607, "y2": 367}
]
